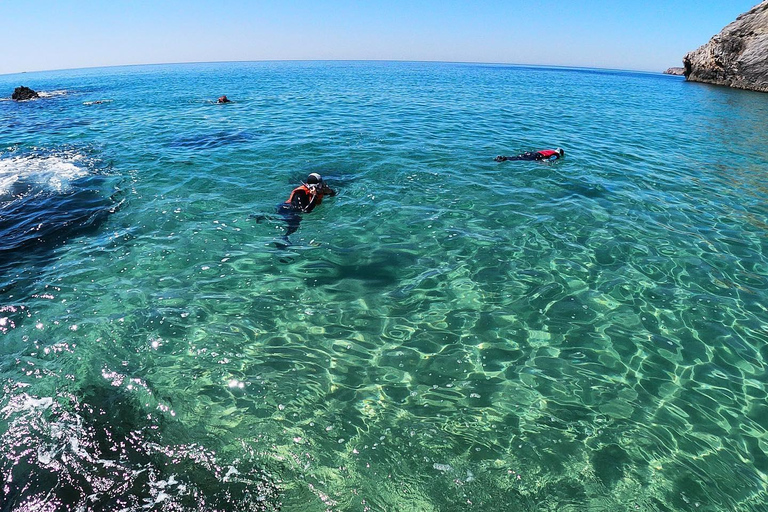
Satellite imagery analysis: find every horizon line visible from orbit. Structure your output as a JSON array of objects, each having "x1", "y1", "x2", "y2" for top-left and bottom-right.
[{"x1": 0, "y1": 58, "x2": 676, "y2": 78}]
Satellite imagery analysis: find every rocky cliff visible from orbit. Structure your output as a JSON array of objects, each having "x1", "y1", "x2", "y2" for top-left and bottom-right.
[{"x1": 683, "y1": 1, "x2": 768, "y2": 92}]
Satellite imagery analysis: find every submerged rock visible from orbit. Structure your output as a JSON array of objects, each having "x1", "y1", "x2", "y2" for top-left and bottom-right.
[
  {"x1": 12, "y1": 86, "x2": 39, "y2": 101},
  {"x1": 683, "y1": 1, "x2": 768, "y2": 92}
]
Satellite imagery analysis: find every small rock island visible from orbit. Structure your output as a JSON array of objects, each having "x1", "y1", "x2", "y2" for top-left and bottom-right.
[
  {"x1": 683, "y1": 1, "x2": 768, "y2": 92},
  {"x1": 12, "y1": 86, "x2": 40, "y2": 101}
]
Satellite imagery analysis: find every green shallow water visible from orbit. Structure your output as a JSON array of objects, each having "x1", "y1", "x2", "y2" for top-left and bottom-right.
[{"x1": 1, "y1": 61, "x2": 768, "y2": 511}]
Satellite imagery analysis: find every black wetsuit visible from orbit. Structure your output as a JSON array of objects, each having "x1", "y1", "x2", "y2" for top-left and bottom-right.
[
  {"x1": 277, "y1": 188, "x2": 310, "y2": 237},
  {"x1": 276, "y1": 185, "x2": 334, "y2": 237},
  {"x1": 495, "y1": 150, "x2": 561, "y2": 162}
]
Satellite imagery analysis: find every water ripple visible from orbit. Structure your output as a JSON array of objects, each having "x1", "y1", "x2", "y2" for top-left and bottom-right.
[{"x1": 1, "y1": 62, "x2": 767, "y2": 510}]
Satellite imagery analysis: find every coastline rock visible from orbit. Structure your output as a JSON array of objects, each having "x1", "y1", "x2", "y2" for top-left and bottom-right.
[
  {"x1": 683, "y1": 1, "x2": 768, "y2": 92},
  {"x1": 12, "y1": 86, "x2": 39, "y2": 101},
  {"x1": 664, "y1": 67, "x2": 685, "y2": 76}
]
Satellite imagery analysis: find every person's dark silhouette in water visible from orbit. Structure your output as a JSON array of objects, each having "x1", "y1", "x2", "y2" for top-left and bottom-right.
[
  {"x1": 276, "y1": 173, "x2": 336, "y2": 241},
  {"x1": 495, "y1": 148, "x2": 564, "y2": 162},
  {"x1": 216, "y1": 95, "x2": 232, "y2": 103}
]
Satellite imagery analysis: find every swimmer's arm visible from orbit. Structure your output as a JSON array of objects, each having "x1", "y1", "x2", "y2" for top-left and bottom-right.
[{"x1": 303, "y1": 190, "x2": 320, "y2": 212}]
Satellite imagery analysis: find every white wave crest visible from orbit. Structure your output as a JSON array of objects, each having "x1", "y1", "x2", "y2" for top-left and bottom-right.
[
  {"x1": 0, "y1": 393, "x2": 53, "y2": 417},
  {"x1": 0, "y1": 152, "x2": 90, "y2": 196},
  {"x1": 36, "y1": 89, "x2": 69, "y2": 98}
]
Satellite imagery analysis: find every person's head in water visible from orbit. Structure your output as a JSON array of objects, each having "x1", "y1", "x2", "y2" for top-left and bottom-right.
[
  {"x1": 305, "y1": 172, "x2": 336, "y2": 197},
  {"x1": 306, "y1": 173, "x2": 323, "y2": 186},
  {"x1": 556, "y1": 148, "x2": 565, "y2": 157}
]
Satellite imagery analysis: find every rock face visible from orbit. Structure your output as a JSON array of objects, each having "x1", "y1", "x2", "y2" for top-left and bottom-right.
[
  {"x1": 664, "y1": 67, "x2": 685, "y2": 76},
  {"x1": 12, "y1": 86, "x2": 39, "y2": 101},
  {"x1": 683, "y1": 1, "x2": 768, "y2": 92}
]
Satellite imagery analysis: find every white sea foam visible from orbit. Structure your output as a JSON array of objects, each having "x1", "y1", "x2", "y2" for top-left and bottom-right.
[
  {"x1": 0, "y1": 153, "x2": 90, "y2": 196},
  {"x1": 36, "y1": 89, "x2": 69, "y2": 98},
  {"x1": 0, "y1": 393, "x2": 53, "y2": 416}
]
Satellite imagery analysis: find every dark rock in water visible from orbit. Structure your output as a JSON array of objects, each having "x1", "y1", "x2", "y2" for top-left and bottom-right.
[
  {"x1": 0, "y1": 384, "x2": 282, "y2": 511},
  {"x1": 12, "y1": 86, "x2": 39, "y2": 101},
  {"x1": 170, "y1": 130, "x2": 255, "y2": 149},
  {"x1": 0, "y1": 150, "x2": 125, "y2": 334},
  {"x1": 683, "y1": 1, "x2": 768, "y2": 92},
  {"x1": 592, "y1": 444, "x2": 631, "y2": 488},
  {"x1": 663, "y1": 67, "x2": 685, "y2": 76}
]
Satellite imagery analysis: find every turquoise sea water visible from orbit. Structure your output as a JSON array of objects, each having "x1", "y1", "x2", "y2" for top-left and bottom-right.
[{"x1": 1, "y1": 61, "x2": 767, "y2": 511}]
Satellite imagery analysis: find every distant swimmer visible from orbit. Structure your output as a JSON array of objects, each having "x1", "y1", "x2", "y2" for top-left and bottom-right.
[
  {"x1": 277, "y1": 173, "x2": 336, "y2": 239},
  {"x1": 495, "y1": 148, "x2": 564, "y2": 162},
  {"x1": 216, "y1": 95, "x2": 232, "y2": 103}
]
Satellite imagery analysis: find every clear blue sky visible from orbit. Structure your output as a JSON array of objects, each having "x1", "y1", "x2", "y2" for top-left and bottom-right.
[{"x1": 0, "y1": 0, "x2": 759, "y2": 75}]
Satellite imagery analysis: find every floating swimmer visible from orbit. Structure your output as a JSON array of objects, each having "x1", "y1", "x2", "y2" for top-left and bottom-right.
[
  {"x1": 276, "y1": 173, "x2": 336, "y2": 239},
  {"x1": 495, "y1": 148, "x2": 564, "y2": 162},
  {"x1": 216, "y1": 95, "x2": 232, "y2": 103}
]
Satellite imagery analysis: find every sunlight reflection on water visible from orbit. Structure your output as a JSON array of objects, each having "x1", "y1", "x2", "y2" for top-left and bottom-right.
[{"x1": 1, "y1": 62, "x2": 767, "y2": 511}]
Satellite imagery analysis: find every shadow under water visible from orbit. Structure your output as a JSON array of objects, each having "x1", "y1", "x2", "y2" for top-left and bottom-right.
[
  {"x1": 0, "y1": 148, "x2": 125, "y2": 331},
  {"x1": 0, "y1": 381, "x2": 281, "y2": 511}
]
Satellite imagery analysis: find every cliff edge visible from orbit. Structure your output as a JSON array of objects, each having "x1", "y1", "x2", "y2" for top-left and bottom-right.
[{"x1": 683, "y1": 1, "x2": 768, "y2": 92}]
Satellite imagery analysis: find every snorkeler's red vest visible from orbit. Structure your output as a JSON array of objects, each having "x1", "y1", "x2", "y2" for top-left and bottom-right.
[
  {"x1": 538, "y1": 149, "x2": 559, "y2": 158},
  {"x1": 285, "y1": 184, "x2": 324, "y2": 206}
]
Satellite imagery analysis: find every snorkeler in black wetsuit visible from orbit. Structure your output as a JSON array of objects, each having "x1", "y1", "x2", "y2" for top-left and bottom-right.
[
  {"x1": 277, "y1": 173, "x2": 336, "y2": 238},
  {"x1": 495, "y1": 148, "x2": 564, "y2": 162}
]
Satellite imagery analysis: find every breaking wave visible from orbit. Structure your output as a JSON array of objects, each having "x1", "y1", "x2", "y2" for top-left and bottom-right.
[
  {"x1": 0, "y1": 147, "x2": 123, "y2": 255},
  {"x1": 0, "y1": 150, "x2": 90, "y2": 198}
]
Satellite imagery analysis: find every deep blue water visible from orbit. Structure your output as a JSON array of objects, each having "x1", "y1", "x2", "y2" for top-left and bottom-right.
[{"x1": 1, "y1": 61, "x2": 768, "y2": 511}]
